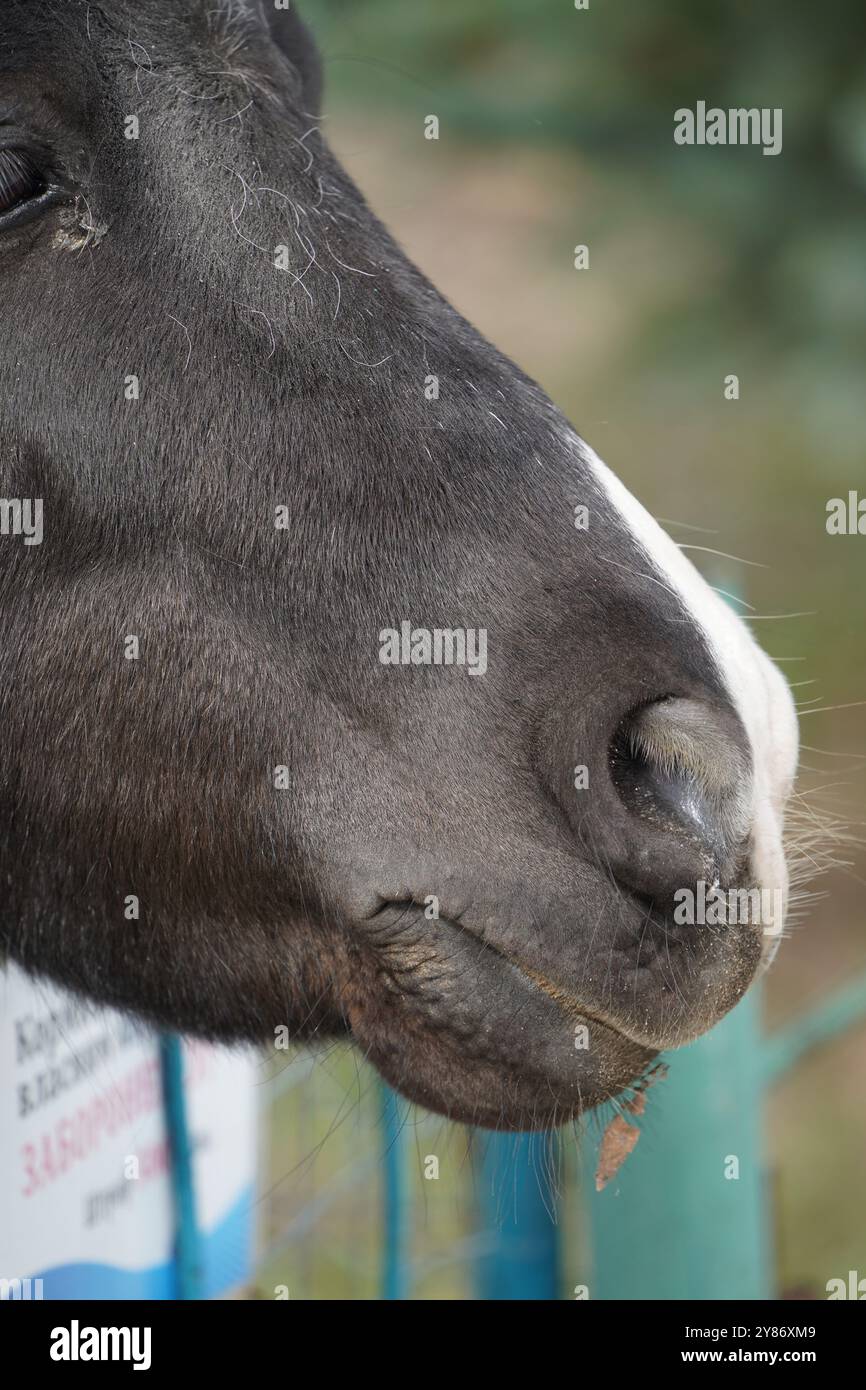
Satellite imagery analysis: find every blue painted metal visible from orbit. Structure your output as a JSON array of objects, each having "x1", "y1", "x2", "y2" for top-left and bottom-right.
[
  {"x1": 158, "y1": 1035, "x2": 203, "y2": 1300},
  {"x1": 584, "y1": 988, "x2": 772, "y2": 1299},
  {"x1": 379, "y1": 1083, "x2": 411, "y2": 1300},
  {"x1": 475, "y1": 1132, "x2": 561, "y2": 1300}
]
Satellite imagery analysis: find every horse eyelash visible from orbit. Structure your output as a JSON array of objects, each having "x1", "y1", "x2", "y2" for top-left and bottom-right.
[{"x1": 0, "y1": 149, "x2": 45, "y2": 209}]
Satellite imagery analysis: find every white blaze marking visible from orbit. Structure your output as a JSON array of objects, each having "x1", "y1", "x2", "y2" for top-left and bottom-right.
[{"x1": 578, "y1": 439, "x2": 798, "y2": 951}]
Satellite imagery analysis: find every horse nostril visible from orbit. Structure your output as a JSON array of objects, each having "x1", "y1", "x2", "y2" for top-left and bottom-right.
[{"x1": 610, "y1": 696, "x2": 753, "y2": 879}]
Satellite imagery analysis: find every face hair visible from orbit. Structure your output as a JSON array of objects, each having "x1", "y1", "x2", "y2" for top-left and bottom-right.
[{"x1": 0, "y1": 1, "x2": 801, "y2": 1130}]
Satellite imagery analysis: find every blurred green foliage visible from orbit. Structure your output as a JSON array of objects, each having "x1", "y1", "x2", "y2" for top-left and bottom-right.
[{"x1": 310, "y1": 0, "x2": 866, "y2": 439}]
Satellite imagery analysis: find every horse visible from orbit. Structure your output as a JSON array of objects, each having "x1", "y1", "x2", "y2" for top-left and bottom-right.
[{"x1": 0, "y1": 1, "x2": 798, "y2": 1129}]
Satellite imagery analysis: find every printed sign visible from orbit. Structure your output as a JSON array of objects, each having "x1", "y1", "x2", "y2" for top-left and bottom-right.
[{"x1": 0, "y1": 962, "x2": 259, "y2": 1299}]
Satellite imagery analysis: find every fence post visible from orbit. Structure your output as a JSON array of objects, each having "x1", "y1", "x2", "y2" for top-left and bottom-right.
[
  {"x1": 159, "y1": 1034, "x2": 203, "y2": 1300},
  {"x1": 379, "y1": 1083, "x2": 411, "y2": 1300},
  {"x1": 475, "y1": 1132, "x2": 561, "y2": 1299},
  {"x1": 583, "y1": 990, "x2": 772, "y2": 1299}
]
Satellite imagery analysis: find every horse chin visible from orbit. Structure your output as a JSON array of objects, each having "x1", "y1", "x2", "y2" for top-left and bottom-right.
[
  {"x1": 339, "y1": 915, "x2": 659, "y2": 1130},
  {"x1": 346, "y1": 996, "x2": 658, "y2": 1131}
]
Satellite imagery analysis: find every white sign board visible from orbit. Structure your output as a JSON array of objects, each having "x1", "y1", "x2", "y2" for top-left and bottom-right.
[{"x1": 0, "y1": 962, "x2": 259, "y2": 1299}]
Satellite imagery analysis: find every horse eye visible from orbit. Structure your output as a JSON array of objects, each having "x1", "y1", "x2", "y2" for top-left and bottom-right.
[{"x1": 0, "y1": 149, "x2": 46, "y2": 217}]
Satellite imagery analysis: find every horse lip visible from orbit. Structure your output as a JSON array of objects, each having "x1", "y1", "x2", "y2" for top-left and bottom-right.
[
  {"x1": 434, "y1": 911, "x2": 652, "y2": 1049},
  {"x1": 440, "y1": 906, "x2": 746, "y2": 1052},
  {"x1": 368, "y1": 901, "x2": 664, "y2": 1050},
  {"x1": 515, "y1": 961, "x2": 633, "y2": 1034},
  {"x1": 485, "y1": 945, "x2": 655, "y2": 1048},
  {"x1": 359, "y1": 902, "x2": 659, "y2": 1121}
]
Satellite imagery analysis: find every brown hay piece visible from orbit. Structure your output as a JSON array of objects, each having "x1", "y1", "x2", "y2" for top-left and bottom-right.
[
  {"x1": 594, "y1": 1064, "x2": 667, "y2": 1191},
  {"x1": 595, "y1": 1114, "x2": 641, "y2": 1190}
]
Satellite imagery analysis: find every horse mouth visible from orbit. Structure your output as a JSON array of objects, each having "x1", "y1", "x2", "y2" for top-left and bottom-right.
[
  {"x1": 346, "y1": 902, "x2": 662, "y2": 1130},
  {"x1": 367, "y1": 887, "x2": 762, "y2": 1042},
  {"x1": 443, "y1": 916, "x2": 643, "y2": 1044}
]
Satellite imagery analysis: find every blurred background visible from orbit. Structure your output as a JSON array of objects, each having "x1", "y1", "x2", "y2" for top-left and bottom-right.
[{"x1": 253, "y1": 0, "x2": 866, "y2": 1299}]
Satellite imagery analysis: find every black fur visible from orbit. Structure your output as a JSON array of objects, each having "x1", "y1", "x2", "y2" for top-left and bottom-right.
[{"x1": 0, "y1": 1, "x2": 760, "y2": 1129}]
